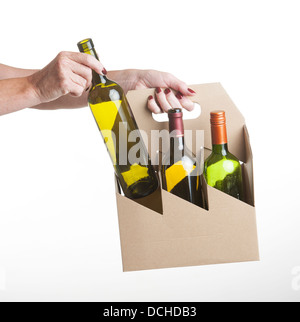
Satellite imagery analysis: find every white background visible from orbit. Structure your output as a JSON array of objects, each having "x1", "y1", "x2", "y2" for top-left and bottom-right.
[{"x1": 0, "y1": 0, "x2": 299, "y2": 302}]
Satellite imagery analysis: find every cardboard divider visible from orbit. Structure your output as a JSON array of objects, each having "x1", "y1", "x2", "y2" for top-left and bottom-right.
[
  {"x1": 132, "y1": 186, "x2": 163, "y2": 215},
  {"x1": 114, "y1": 175, "x2": 163, "y2": 215},
  {"x1": 115, "y1": 83, "x2": 259, "y2": 271}
]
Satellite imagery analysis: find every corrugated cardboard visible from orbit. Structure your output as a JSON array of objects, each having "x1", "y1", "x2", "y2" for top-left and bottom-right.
[{"x1": 115, "y1": 83, "x2": 259, "y2": 272}]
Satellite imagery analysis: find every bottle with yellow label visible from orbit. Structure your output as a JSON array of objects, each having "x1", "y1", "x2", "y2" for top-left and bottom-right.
[
  {"x1": 77, "y1": 38, "x2": 159, "y2": 199},
  {"x1": 161, "y1": 108, "x2": 207, "y2": 209}
]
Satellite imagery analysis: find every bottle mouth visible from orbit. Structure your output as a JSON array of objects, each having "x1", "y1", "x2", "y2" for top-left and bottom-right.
[
  {"x1": 168, "y1": 108, "x2": 183, "y2": 118},
  {"x1": 210, "y1": 110, "x2": 226, "y2": 126},
  {"x1": 77, "y1": 38, "x2": 94, "y2": 52}
]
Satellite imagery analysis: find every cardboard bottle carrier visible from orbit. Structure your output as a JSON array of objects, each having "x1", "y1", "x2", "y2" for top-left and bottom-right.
[{"x1": 115, "y1": 83, "x2": 259, "y2": 272}]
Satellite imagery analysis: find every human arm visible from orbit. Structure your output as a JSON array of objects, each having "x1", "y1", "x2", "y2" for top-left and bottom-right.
[
  {"x1": 0, "y1": 55, "x2": 195, "y2": 116},
  {"x1": 108, "y1": 69, "x2": 196, "y2": 113},
  {"x1": 0, "y1": 52, "x2": 105, "y2": 116},
  {"x1": 0, "y1": 63, "x2": 38, "y2": 80},
  {"x1": 0, "y1": 76, "x2": 41, "y2": 115}
]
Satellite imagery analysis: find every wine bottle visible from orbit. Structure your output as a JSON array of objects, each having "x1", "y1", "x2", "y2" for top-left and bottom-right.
[
  {"x1": 204, "y1": 111, "x2": 244, "y2": 200},
  {"x1": 77, "y1": 38, "x2": 159, "y2": 199},
  {"x1": 161, "y1": 108, "x2": 207, "y2": 209}
]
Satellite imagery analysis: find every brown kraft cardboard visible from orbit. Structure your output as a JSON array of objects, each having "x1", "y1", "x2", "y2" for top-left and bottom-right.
[{"x1": 115, "y1": 83, "x2": 259, "y2": 272}]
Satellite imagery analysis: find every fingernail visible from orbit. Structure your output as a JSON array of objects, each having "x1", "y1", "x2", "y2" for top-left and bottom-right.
[
  {"x1": 188, "y1": 88, "x2": 196, "y2": 94},
  {"x1": 164, "y1": 88, "x2": 171, "y2": 95},
  {"x1": 102, "y1": 68, "x2": 107, "y2": 75},
  {"x1": 155, "y1": 87, "x2": 161, "y2": 94},
  {"x1": 148, "y1": 95, "x2": 154, "y2": 100},
  {"x1": 176, "y1": 92, "x2": 183, "y2": 99}
]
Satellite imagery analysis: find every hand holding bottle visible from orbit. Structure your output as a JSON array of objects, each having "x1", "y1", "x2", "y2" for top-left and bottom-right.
[
  {"x1": 28, "y1": 51, "x2": 106, "y2": 104},
  {"x1": 28, "y1": 54, "x2": 196, "y2": 111}
]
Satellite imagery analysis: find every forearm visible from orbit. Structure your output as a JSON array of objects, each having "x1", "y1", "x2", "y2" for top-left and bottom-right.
[
  {"x1": 108, "y1": 69, "x2": 141, "y2": 93},
  {"x1": 0, "y1": 64, "x2": 37, "y2": 80},
  {"x1": 0, "y1": 77, "x2": 40, "y2": 116},
  {"x1": 31, "y1": 91, "x2": 88, "y2": 110}
]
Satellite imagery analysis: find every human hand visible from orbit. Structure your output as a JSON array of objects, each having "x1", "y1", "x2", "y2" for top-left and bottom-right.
[
  {"x1": 112, "y1": 69, "x2": 196, "y2": 114},
  {"x1": 28, "y1": 51, "x2": 106, "y2": 104}
]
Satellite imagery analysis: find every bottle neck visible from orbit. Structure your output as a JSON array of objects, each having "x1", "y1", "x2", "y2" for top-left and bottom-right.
[
  {"x1": 168, "y1": 110, "x2": 186, "y2": 163},
  {"x1": 211, "y1": 122, "x2": 228, "y2": 148},
  {"x1": 210, "y1": 111, "x2": 229, "y2": 155},
  {"x1": 171, "y1": 136, "x2": 185, "y2": 153},
  {"x1": 170, "y1": 136, "x2": 185, "y2": 164},
  {"x1": 212, "y1": 143, "x2": 229, "y2": 155},
  {"x1": 80, "y1": 47, "x2": 108, "y2": 87},
  {"x1": 169, "y1": 113, "x2": 184, "y2": 138}
]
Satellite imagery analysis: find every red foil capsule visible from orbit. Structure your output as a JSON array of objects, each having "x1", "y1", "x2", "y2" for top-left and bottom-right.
[{"x1": 168, "y1": 108, "x2": 184, "y2": 137}]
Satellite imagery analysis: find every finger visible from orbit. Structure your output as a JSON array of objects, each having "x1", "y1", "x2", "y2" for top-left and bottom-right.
[
  {"x1": 147, "y1": 95, "x2": 162, "y2": 114},
  {"x1": 68, "y1": 82, "x2": 86, "y2": 97},
  {"x1": 69, "y1": 74, "x2": 88, "y2": 97},
  {"x1": 165, "y1": 73, "x2": 196, "y2": 96},
  {"x1": 68, "y1": 52, "x2": 106, "y2": 75},
  {"x1": 164, "y1": 88, "x2": 183, "y2": 110},
  {"x1": 70, "y1": 72, "x2": 88, "y2": 88},
  {"x1": 155, "y1": 87, "x2": 172, "y2": 112},
  {"x1": 175, "y1": 92, "x2": 195, "y2": 111},
  {"x1": 69, "y1": 60, "x2": 92, "y2": 88}
]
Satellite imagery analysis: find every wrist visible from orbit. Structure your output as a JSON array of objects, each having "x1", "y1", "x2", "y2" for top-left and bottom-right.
[
  {"x1": 26, "y1": 73, "x2": 43, "y2": 105},
  {"x1": 0, "y1": 76, "x2": 43, "y2": 116},
  {"x1": 108, "y1": 69, "x2": 142, "y2": 93}
]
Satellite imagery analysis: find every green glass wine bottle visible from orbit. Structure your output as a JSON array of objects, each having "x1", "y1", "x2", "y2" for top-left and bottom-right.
[
  {"x1": 77, "y1": 38, "x2": 159, "y2": 199},
  {"x1": 204, "y1": 111, "x2": 243, "y2": 200},
  {"x1": 161, "y1": 108, "x2": 207, "y2": 209}
]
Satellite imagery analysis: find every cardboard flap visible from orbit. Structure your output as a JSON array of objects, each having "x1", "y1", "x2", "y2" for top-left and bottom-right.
[
  {"x1": 243, "y1": 125, "x2": 255, "y2": 206},
  {"x1": 127, "y1": 83, "x2": 247, "y2": 162}
]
